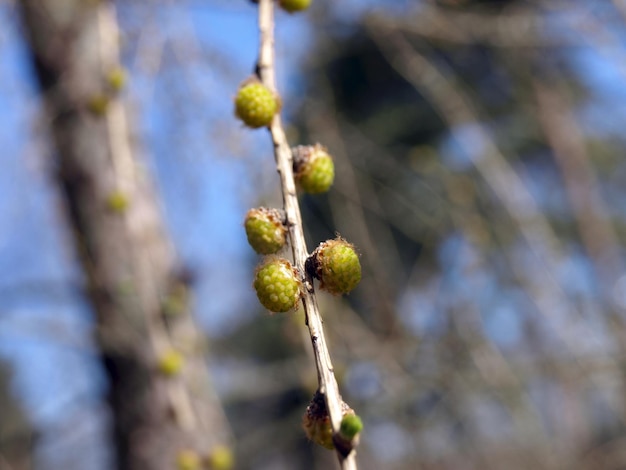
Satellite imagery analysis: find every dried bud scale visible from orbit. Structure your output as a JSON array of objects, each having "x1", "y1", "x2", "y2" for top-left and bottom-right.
[{"x1": 302, "y1": 390, "x2": 354, "y2": 450}]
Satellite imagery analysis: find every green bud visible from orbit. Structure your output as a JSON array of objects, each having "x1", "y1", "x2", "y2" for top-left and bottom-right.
[{"x1": 340, "y1": 414, "x2": 363, "y2": 440}]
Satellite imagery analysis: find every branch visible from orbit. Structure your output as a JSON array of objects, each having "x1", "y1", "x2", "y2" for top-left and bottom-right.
[
  {"x1": 532, "y1": 79, "x2": 625, "y2": 303},
  {"x1": 363, "y1": 18, "x2": 618, "y2": 365},
  {"x1": 256, "y1": 1, "x2": 357, "y2": 468},
  {"x1": 19, "y1": 1, "x2": 232, "y2": 468},
  {"x1": 392, "y1": 5, "x2": 572, "y2": 48}
]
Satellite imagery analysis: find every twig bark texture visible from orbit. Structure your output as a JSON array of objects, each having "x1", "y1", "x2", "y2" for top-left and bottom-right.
[{"x1": 256, "y1": 1, "x2": 357, "y2": 468}]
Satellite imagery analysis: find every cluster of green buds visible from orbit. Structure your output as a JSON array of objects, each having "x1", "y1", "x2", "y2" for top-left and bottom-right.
[
  {"x1": 236, "y1": 0, "x2": 363, "y2": 453},
  {"x1": 245, "y1": 195, "x2": 362, "y2": 313},
  {"x1": 241, "y1": 142, "x2": 358, "y2": 313}
]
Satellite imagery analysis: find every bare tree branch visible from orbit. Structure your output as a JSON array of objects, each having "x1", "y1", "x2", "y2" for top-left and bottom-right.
[
  {"x1": 18, "y1": 2, "x2": 232, "y2": 468},
  {"x1": 391, "y1": 5, "x2": 572, "y2": 48},
  {"x1": 533, "y1": 79, "x2": 625, "y2": 299},
  {"x1": 365, "y1": 19, "x2": 591, "y2": 353},
  {"x1": 256, "y1": 1, "x2": 357, "y2": 468}
]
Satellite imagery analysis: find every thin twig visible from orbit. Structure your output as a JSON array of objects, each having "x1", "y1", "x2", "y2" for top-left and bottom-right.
[
  {"x1": 532, "y1": 79, "x2": 625, "y2": 292},
  {"x1": 611, "y1": 0, "x2": 626, "y2": 25},
  {"x1": 364, "y1": 20, "x2": 586, "y2": 348},
  {"x1": 256, "y1": 1, "x2": 357, "y2": 468},
  {"x1": 395, "y1": 5, "x2": 570, "y2": 48}
]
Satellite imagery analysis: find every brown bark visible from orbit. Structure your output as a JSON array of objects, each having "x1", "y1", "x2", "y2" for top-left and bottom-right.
[
  {"x1": 0, "y1": 361, "x2": 34, "y2": 470},
  {"x1": 18, "y1": 2, "x2": 231, "y2": 469}
]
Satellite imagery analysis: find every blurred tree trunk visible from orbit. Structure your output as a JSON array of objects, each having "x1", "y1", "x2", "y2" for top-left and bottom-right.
[
  {"x1": 0, "y1": 361, "x2": 33, "y2": 470},
  {"x1": 18, "y1": 2, "x2": 231, "y2": 469}
]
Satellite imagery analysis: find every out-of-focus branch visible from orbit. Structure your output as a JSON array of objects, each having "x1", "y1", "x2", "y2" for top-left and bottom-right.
[
  {"x1": 365, "y1": 19, "x2": 561, "y2": 266},
  {"x1": 257, "y1": 1, "x2": 357, "y2": 468},
  {"x1": 388, "y1": 5, "x2": 572, "y2": 48},
  {"x1": 18, "y1": 1, "x2": 231, "y2": 469},
  {"x1": 533, "y1": 79, "x2": 625, "y2": 305},
  {"x1": 364, "y1": 18, "x2": 618, "y2": 368}
]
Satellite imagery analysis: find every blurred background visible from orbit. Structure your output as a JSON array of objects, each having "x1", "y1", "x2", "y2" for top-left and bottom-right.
[{"x1": 2, "y1": 0, "x2": 626, "y2": 469}]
